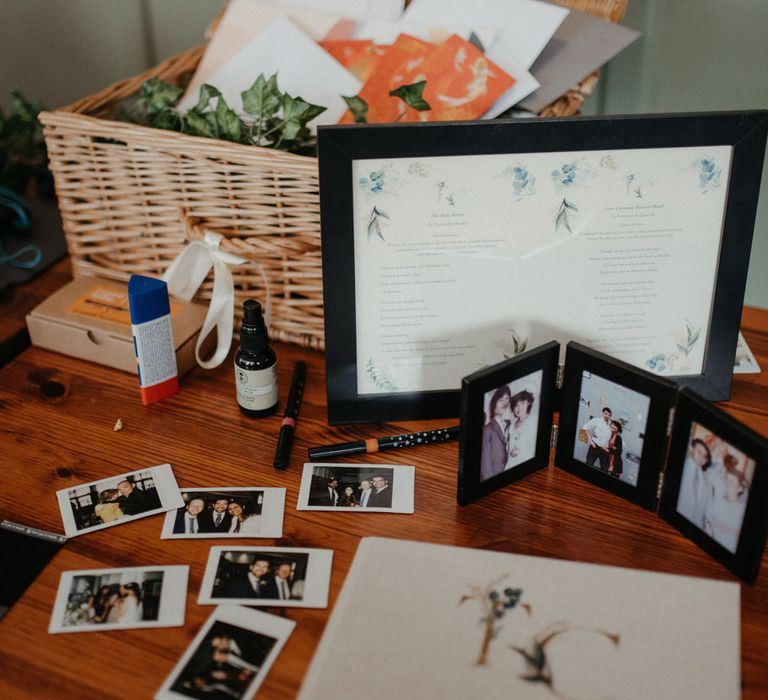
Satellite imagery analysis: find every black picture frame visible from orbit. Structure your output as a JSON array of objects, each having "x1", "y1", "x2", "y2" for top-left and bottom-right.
[
  {"x1": 318, "y1": 111, "x2": 768, "y2": 424},
  {"x1": 555, "y1": 341, "x2": 677, "y2": 511},
  {"x1": 457, "y1": 341, "x2": 560, "y2": 506},
  {"x1": 659, "y1": 388, "x2": 768, "y2": 584}
]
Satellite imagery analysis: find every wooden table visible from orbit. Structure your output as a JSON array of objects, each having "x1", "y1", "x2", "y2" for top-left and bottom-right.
[{"x1": 0, "y1": 307, "x2": 767, "y2": 699}]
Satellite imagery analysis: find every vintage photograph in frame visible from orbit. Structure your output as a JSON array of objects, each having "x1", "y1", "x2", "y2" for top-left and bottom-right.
[
  {"x1": 659, "y1": 388, "x2": 768, "y2": 583},
  {"x1": 555, "y1": 342, "x2": 677, "y2": 510},
  {"x1": 317, "y1": 111, "x2": 768, "y2": 423},
  {"x1": 457, "y1": 341, "x2": 559, "y2": 506}
]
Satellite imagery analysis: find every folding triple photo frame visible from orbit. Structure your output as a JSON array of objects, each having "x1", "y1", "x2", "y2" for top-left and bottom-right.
[{"x1": 458, "y1": 341, "x2": 768, "y2": 583}]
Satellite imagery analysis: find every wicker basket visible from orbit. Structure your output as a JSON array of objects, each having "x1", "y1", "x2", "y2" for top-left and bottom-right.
[{"x1": 39, "y1": 0, "x2": 628, "y2": 351}]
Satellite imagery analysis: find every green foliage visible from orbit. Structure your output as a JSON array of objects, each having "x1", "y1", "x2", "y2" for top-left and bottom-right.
[
  {"x1": 342, "y1": 95, "x2": 369, "y2": 124},
  {"x1": 0, "y1": 90, "x2": 54, "y2": 197},
  {"x1": 389, "y1": 80, "x2": 431, "y2": 112},
  {"x1": 343, "y1": 80, "x2": 432, "y2": 124},
  {"x1": 120, "y1": 73, "x2": 325, "y2": 155}
]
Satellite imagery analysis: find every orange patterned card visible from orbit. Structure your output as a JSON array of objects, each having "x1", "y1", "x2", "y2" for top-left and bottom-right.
[
  {"x1": 338, "y1": 34, "x2": 435, "y2": 124},
  {"x1": 403, "y1": 34, "x2": 516, "y2": 122},
  {"x1": 320, "y1": 39, "x2": 388, "y2": 82},
  {"x1": 339, "y1": 34, "x2": 515, "y2": 124}
]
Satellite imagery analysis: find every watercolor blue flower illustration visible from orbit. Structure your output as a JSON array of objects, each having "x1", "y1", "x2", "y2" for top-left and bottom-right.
[
  {"x1": 555, "y1": 198, "x2": 578, "y2": 234},
  {"x1": 366, "y1": 358, "x2": 397, "y2": 391},
  {"x1": 512, "y1": 166, "x2": 536, "y2": 199},
  {"x1": 551, "y1": 162, "x2": 577, "y2": 188},
  {"x1": 358, "y1": 169, "x2": 385, "y2": 194},
  {"x1": 697, "y1": 158, "x2": 721, "y2": 192}
]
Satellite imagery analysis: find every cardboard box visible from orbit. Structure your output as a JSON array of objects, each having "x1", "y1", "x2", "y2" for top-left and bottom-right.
[{"x1": 27, "y1": 276, "x2": 210, "y2": 376}]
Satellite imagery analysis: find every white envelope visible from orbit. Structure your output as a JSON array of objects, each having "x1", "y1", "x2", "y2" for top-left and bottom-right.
[
  {"x1": 403, "y1": 0, "x2": 569, "y2": 69},
  {"x1": 177, "y1": 14, "x2": 361, "y2": 129}
]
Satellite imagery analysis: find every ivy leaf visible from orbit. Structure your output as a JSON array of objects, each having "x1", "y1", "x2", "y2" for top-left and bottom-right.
[
  {"x1": 343, "y1": 95, "x2": 369, "y2": 123},
  {"x1": 154, "y1": 109, "x2": 182, "y2": 132},
  {"x1": 184, "y1": 110, "x2": 219, "y2": 139},
  {"x1": 241, "y1": 74, "x2": 280, "y2": 121},
  {"x1": 139, "y1": 78, "x2": 183, "y2": 117},
  {"x1": 389, "y1": 80, "x2": 431, "y2": 112},
  {"x1": 214, "y1": 97, "x2": 242, "y2": 142},
  {"x1": 193, "y1": 83, "x2": 222, "y2": 113},
  {"x1": 277, "y1": 93, "x2": 325, "y2": 145}
]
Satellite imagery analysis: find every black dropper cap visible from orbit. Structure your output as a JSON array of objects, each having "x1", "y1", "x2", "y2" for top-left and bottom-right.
[{"x1": 240, "y1": 299, "x2": 268, "y2": 353}]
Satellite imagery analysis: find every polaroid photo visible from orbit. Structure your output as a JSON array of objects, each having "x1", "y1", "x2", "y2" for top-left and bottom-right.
[
  {"x1": 659, "y1": 389, "x2": 768, "y2": 583},
  {"x1": 198, "y1": 546, "x2": 333, "y2": 609},
  {"x1": 458, "y1": 342, "x2": 559, "y2": 506},
  {"x1": 56, "y1": 464, "x2": 184, "y2": 538},
  {"x1": 297, "y1": 463, "x2": 415, "y2": 513},
  {"x1": 49, "y1": 565, "x2": 187, "y2": 634},
  {"x1": 556, "y1": 343, "x2": 678, "y2": 511},
  {"x1": 155, "y1": 605, "x2": 295, "y2": 700},
  {"x1": 160, "y1": 488, "x2": 285, "y2": 539}
]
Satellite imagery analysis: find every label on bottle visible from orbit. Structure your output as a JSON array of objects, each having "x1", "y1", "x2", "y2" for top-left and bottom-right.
[{"x1": 235, "y1": 362, "x2": 278, "y2": 411}]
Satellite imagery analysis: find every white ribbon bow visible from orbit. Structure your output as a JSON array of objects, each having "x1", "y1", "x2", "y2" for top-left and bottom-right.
[{"x1": 163, "y1": 231, "x2": 250, "y2": 369}]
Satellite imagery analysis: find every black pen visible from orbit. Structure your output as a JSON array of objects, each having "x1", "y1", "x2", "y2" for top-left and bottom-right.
[
  {"x1": 273, "y1": 361, "x2": 306, "y2": 469},
  {"x1": 308, "y1": 425, "x2": 460, "y2": 460}
]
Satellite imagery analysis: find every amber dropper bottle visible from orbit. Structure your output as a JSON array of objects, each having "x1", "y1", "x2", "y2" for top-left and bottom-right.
[{"x1": 234, "y1": 299, "x2": 278, "y2": 417}]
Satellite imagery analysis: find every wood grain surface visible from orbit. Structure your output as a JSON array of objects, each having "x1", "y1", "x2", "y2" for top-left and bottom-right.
[{"x1": 0, "y1": 309, "x2": 766, "y2": 699}]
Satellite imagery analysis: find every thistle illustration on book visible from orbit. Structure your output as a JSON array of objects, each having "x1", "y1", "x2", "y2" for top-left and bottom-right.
[
  {"x1": 459, "y1": 575, "x2": 530, "y2": 666},
  {"x1": 510, "y1": 623, "x2": 620, "y2": 699}
]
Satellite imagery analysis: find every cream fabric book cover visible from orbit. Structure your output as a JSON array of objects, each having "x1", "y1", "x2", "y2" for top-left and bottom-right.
[{"x1": 300, "y1": 537, "x2": 739, "y2": 699}]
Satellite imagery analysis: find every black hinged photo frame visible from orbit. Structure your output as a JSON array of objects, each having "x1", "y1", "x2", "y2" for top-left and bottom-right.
[{"x1": 458, "y1": 340, "x2": 768, "y2": 582}]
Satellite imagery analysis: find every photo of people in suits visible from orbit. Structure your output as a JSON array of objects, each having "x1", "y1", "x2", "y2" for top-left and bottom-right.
[
  {"x1": 169, "y1": 490, "x2": 264, "y2": 536},
  {"x1": 211, "y1": 551, "x2": 309, "y2": 603},
  {"x1": 676, "y1": 422, "x2": 755, "y2": 554},
  {"x1": 479, "y1": 370, "x2": 542, "y2": 483},
  {"x1": 572, "y1": 371, "x2": 650, "y2": 487},
  {"x1": 306, "y1": 466, "x2": 395, "y2": 509}
]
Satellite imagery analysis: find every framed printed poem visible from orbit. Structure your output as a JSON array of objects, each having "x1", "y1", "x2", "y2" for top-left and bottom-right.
[{"x1": 318, "y1": 111, "x2": 768, "y2": 423}]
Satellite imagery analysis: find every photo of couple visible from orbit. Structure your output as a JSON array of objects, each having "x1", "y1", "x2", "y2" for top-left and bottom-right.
[
  {"x1": 573, "y1": 371, "x2": 651, "y2": 487},
  {"x1": 211, "y1": 552, "x2": 308, "y2": 602},
  {"x1": 676, "y1": 422, "x2": 755, "y2": 554},
  {"x1": 479, "y1": 370, "x2": 542, "y2": 483},
  {"x1": 60, "y1": 571, "x2": 163, "y2": 628},
  {"x1": 66, "y1": 470, "x2": 162, "y2": 531}
]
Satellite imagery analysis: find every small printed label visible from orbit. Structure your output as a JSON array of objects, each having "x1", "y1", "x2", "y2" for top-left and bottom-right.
[
  {"x1": 235, "y1": 362, "x2": 278, "y2": 411},
  {"x1": 133, "y1": 315, "x2": 178, "y2": 387}
]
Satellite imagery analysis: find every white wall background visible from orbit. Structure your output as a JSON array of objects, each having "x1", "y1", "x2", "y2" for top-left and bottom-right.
[{"x1": 1, "y1": 0, "x2": 766, "y2": 307}]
